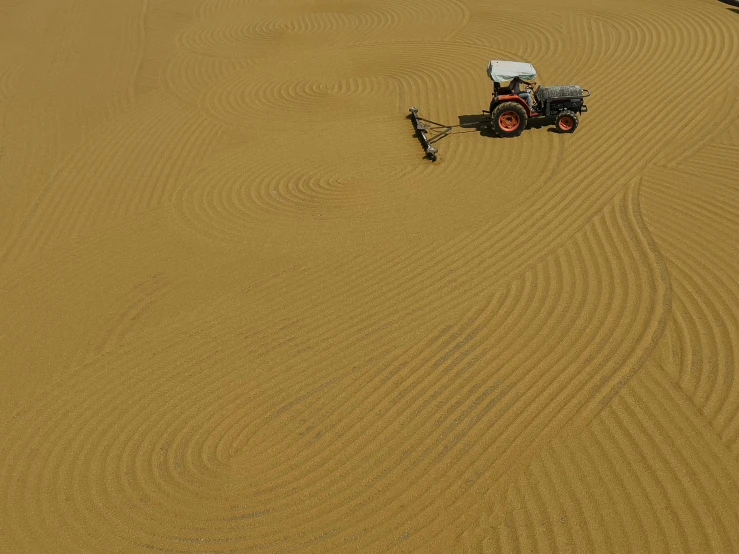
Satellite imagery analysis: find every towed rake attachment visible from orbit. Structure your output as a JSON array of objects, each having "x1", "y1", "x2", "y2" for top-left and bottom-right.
[
  {"x1": 408, "y1": 107, "x2": 454, "y2": 162},
  {"x1": 408, "y1": 107, "x2": 485, "y2": 162}
]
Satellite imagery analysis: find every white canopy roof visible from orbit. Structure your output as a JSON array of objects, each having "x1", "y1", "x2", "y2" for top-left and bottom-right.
[{"x1": 487, "y1": 60, "x2": 537, "y2": 83}]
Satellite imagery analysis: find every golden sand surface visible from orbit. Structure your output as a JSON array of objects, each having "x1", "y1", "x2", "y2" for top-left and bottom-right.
[{"x1": 1, "y1": 0, "x2": 739, "y2": 551}]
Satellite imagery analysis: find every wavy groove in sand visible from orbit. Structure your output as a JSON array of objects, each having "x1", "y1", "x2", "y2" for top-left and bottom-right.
[
  {"x1": 175, "y1": 158, "x2": 377, "y2": 239},
  {"x1": 0, "y1": 98, "x2": 229, "y2": 268},
  {"x1": 484, "y1": 365, "x2": 739, "y2": 554},
  {"x1": 179, "y1": 0, "x2": 469, "y2": 58},
  {"x1": 641, "y1": 164, "x2": 739, "y2": 453}
]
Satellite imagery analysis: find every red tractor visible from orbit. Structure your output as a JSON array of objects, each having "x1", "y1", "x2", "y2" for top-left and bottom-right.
[{"x1": 486, "y1": 60, "x2": 590, "y2": 137}]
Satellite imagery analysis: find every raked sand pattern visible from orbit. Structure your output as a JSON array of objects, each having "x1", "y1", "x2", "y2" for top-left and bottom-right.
[{"x1": 1, "y1": 0, "x2": 739, "y2": 551}]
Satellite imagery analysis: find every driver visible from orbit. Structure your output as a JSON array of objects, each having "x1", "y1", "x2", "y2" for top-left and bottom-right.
[{"x1": 511, "y1": 76, "x2": 535, "y2": 109}]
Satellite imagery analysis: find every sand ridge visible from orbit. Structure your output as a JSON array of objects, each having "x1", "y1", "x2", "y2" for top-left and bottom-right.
[{"x1": 1, "y1": 0, "x2": 739, "y2": 551}]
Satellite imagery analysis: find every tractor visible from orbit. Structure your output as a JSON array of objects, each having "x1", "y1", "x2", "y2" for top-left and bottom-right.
[{"x1": 485, "y1": 60, "x2": 590, "y2": 138}]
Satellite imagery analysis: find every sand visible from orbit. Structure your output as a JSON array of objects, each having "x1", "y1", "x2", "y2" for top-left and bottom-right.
[{"x1": 1, "y1": 0, "x2": 738, "y2": 551}]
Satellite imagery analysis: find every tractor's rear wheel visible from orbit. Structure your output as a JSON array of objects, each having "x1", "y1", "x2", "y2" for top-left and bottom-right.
[
  {"x1": 492, "y1": 102, "x2": 527, "y2": 138},
  {"x1": 555, "y1": 111, "x2": 579, "y2": 133}
]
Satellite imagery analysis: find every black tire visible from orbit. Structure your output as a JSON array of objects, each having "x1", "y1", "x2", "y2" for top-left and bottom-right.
[
  {"x1": 555, "y1": 110, "x2": 579, "y2": 133},
  {"x1": 491, "y1": 102, "x2": 527, "y2": 138}
]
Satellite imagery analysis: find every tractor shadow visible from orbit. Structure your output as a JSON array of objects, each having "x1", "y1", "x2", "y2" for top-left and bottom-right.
[
  {"x1": 717, "y1": 0, "x2": 739, "y2": 12},
  {"x1": 457, "y1": 115, "x2": 496, "y2": 137},
  {"x1": 457, "y1": 114, "x2": 562, "y2": 137}
]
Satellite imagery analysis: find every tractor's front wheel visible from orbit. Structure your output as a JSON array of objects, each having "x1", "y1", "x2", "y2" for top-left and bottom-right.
[
  {"x1": 555, "y1": 111, "x2": 579, "y2": 133},
  {"x1": 492, "y1": 102, "x2": 527, "y2": 138}
]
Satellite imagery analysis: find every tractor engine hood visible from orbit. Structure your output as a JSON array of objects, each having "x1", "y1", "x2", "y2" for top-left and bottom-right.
[{"x1": 487, "y1": 60, "x2": 537, "y2": 83}]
